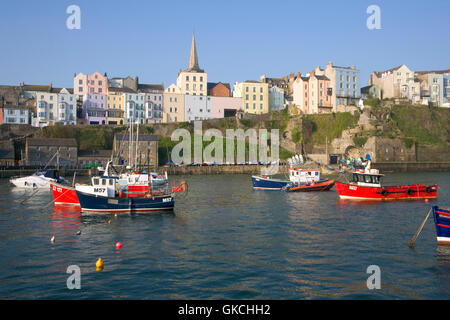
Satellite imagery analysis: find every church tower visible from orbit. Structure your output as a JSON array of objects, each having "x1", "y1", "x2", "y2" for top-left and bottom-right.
[{"x1": 177, "y1": 33, "x2": 207, "y2": 96}]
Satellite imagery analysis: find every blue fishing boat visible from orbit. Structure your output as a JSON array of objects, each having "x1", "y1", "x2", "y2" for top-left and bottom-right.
[
  {"x1": 433, "y1": 206, "x2": 450, "y2": 245},
  {"x1": 75, "y1": 175, "x2": 174, "y2": 214},
  {"x1": 251, "y1": 175, "x2": 290, "y2": 190}
]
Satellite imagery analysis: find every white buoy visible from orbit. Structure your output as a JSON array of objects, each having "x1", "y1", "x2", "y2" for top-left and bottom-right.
[{"x1": 50, "y1": 236, "x2": 55, "y2": 243}]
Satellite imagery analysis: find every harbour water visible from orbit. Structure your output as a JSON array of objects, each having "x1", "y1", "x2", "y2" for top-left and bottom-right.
[{"x1": 0, "y1": 171, "x2": 449, "y2": 299}]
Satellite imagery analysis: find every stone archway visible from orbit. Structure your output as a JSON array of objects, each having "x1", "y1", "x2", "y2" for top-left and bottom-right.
[{"x1": 344, "y1": 145, "x2": 360, "y2": 158}]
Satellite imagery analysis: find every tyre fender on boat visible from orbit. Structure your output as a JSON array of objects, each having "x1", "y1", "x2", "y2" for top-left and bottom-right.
[
  {"x1": 380, "y1": 188, "x2": 388, "y2": 196},
  {"x1": 425, "y1": 186, "x2": 431, "y2": 193},
  {"x1": 406, "y1": 187, "x2": 413, "y2": 195}
]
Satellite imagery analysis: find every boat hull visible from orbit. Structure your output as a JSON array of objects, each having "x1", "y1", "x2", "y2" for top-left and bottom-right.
[
  {"x1": 335, "y1": 182, "x2": 438, "y2": 200},
  {"x1": 251, "y1": 176, "x2": 290, "y2": 190},
  {"x1": 286, "y1": 179, "x2": 335, "y2": 192},
  {"x1": 75, "y1": 190, "x2": 174, "y2": 214},
  {"x1": 433, "y1": 206, "x2": 450, "y2": 245},
  {"x1": 51, "y1": 182, "x2": 79, "y2": 206}
]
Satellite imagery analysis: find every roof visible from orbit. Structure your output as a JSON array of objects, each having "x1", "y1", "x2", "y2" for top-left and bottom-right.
[
  {"x1": 314, "y1": 75, "x2": 329, "y2": 81},
  {"x1": 108, "y1": 87, "x2": 136, "y2": 93},
  {"x1": 373, "y1": 65, "x2": 404, "y2": 77},
  {"x1": 27, "y1": 138, "x2": 77, "y2": 147},
  {"x1": 78, "y1": 149, "x2": 112, "y2": 158},
  {"x1": 137, "y1": 84, "x2": 164, "y2": 92},
  {"x1": 114, "y1": 134, "x2": 159, "y2": 142},
  {"x1": 361, "y1": 85, "x2": 376, "y2": 93},
  {"x1": 21, "y1": 84, "x2": 53, "y2": 92},
  {"x1": 52, "y1": 88, "x2": 74, "y2": 94},
  {"x1": 207, "y1": 82, "x2": 231, "y2": 90},
  {"x1": 415, "y1": 68, "x2": 450, "y2": 75}
]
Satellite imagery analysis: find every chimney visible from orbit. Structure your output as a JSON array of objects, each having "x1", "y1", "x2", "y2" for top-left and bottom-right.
[
  {"x1": 350, "y1": 65, "x2": 356, "y2": 70},
  {"x1": 289, "y1": 73, "x2": 294, "y2": 80}
]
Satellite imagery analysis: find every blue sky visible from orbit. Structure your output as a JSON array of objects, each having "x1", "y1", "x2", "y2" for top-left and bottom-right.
[{"x1": 0, "y1": 0, "x2": 448, "y2": 89}]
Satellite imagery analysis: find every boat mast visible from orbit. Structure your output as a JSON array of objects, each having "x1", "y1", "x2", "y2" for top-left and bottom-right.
[
  {"x1": 135, "y1": 120, "x2": 139, "y2": 171},
  {"x1": 128, "y1": 102, "x2": 133, "y2": 169}
]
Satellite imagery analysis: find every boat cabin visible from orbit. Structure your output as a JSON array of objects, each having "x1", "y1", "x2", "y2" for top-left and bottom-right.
[
  {"x1": 76, "y1": 175, "x2": 119, "y2": 197},
  {"x1": 351, "y1": 169, "x2": 384, "y2": 187},
  {"x1": 289, "y1": 168, "x2": 321, "y2": 185}
]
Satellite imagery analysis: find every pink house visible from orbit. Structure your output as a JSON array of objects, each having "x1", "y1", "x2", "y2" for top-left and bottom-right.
[
  {"x1": 87, "y1": 72, "x2": 108, "y2": 95},
  {"x1": 210, "y1": 96, "x2": 242, "y2": 118}
]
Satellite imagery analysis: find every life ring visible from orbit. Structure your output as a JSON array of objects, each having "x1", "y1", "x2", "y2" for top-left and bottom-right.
[
  {"x1": 406, "y1": 188, "x2": 413, "y2": 195},
  {"x1": 380, "y1": 188, "x2": 388, "y2": 196},
  {"x1": 425, "y1": 186, "x2": 431, "y2": 193}
]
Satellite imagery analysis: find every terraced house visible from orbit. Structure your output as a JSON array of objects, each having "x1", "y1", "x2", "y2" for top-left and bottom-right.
[
  {"x1": 82, "y1": 93, "x2": 107, "y2": 125},
  {"x1": 415, "y1": 68, "x2": 450, "y2": 107},
  {"x1": 163, "y1": 84, "x2": 185, "y2": 123},
  {"x1": 56, "y1": 88, "x2": 76, "y2": 125},
  {"x1": 124, "y1": 92, "x2": 146, "y2": 124},
  {"x1": 107, "y1": 87, "x2": 128, "y2": 125},
  {"x1": 138, "y1": 83, "x2": 164, "y2": 124},
  {"x1": 232, "y1": 81, "x2": 269, "y2": 115},
  {"x1": 314, "y1": 61, "x2": 361, "y2": 110}
]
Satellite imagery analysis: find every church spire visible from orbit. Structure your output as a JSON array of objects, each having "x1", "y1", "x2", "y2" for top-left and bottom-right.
[{"x1": 186, "y1": 33, "x2": 203, "y2": 72}]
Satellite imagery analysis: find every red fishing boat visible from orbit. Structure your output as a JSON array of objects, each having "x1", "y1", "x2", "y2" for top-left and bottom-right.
[
  {"x1": 285, "y1": 179, "x2": 335, "y2": 192},
  {"x1": 51, "y1": 182, "x2": 80, "y2": 206},
  {"x1": 335, "y1": 169, "x2": 438, "y2": 201}
]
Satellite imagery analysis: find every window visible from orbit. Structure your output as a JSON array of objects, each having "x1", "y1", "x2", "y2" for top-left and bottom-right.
[
  {"x1": 186, "y1": 76, "x2": 189, "y2": 81},
  {"x1": 246, "y1": 94, "x2": 249, "y2": 100},
  {"x1": 200, "y1": 76, "x2": 203, "y2": 82},
  {"x1": 193, "y1": 76, "x2": 196, "y2": 81},
  {"x1": 260, "y1": 95, "x2": 263, "y2": 100}
]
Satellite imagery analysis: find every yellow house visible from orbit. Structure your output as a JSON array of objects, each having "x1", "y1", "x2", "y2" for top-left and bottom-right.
[
  {"x1": 232, "y1": 81, "x2": 269, "y2": 114},
  {"x1": 106, "y1": 88, "x2": 128, "y2": 125},
  {"x1": 163, "y1": 84, "x2": 185, "y2": 123}
]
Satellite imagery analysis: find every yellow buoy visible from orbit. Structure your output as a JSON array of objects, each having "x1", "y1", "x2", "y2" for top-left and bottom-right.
[{"x1": 96, "y1": 258, "x2": 104, "y2": 271}]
